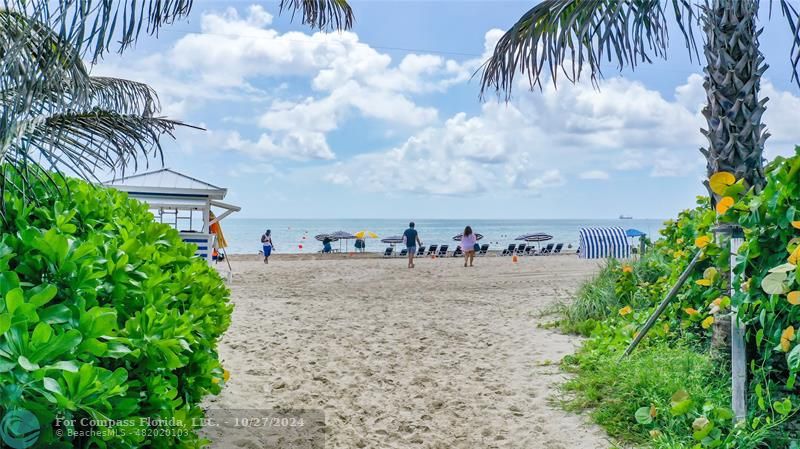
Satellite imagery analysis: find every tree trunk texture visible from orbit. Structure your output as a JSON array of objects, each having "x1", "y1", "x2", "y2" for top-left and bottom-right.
[{"x1": 701, "y1": 0, "x2": 769, "y2": 202}]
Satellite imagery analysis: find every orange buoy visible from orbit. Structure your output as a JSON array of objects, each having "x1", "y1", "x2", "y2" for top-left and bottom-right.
[{"x1": 512, "y1": 255, "x2": 518, "y2": 263}]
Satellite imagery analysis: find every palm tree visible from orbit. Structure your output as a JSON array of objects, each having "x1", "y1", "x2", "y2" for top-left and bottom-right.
[
  {"x1": 1, "y1": 0, "x2": 354, "y2": 196},
  {"x1": 479, "y1": 0, "x2": 800, "y2": 203}
]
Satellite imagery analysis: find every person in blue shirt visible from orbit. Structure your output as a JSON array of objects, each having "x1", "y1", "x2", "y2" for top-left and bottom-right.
[{"x1": 403, "y1": 222, "x2": 422, "y2": 269}]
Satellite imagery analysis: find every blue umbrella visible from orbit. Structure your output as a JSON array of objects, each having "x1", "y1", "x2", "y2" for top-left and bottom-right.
[
  {"x1": 626, "y1": 229, "x2": 646, "y2": 238},
  {"x1": 381, "y1": 235, "x2": 404, "y2": 244}
]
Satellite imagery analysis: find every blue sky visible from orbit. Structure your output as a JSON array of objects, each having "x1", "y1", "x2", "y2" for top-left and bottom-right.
[{"x1": 95, "y1": 0, "x2": 800, "y2": 219}]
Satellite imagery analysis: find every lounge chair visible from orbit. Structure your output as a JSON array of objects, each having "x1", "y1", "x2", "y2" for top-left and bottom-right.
[
  {"x1": 437, "y1": 245, "x2": 449, "y2": 257},
  {"x1": 539, "y1": 243, "x2": 555, "y2": 255},
  {"x1": 399, "y1": 248, "x2": 408, "y2": 257},
  {"x1": 550, "y1": 243, "x2": 564, "y2": 255},
  {"x1": 501, "y1": 244, "x2": 516, "y2": 256},
  {"x1": 383, "y1": 247, "x2": 393, "y2": 257},
  {"x1": 426, "y1": 245, "x2": 438, "y2": 256},
  {"x1": 416, "y1": 246, "x2": 427, "y2": 256},
  {"x1": 478, "y1": 244, "x2": 490, "y2": 256},
  {"x1": 515, "y1": 244, "x2": 528, "y2": 256},
  {"x1": 452, "y1": 247, "x2": 463, "y2": 257},
  {"x1": 525, "y1": 246, "x2": 537, "y2": 256}
]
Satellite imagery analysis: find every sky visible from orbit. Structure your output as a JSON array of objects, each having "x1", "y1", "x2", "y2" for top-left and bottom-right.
[{"x1": 94, "y1": 0, "x2": 800, "y2": 219}]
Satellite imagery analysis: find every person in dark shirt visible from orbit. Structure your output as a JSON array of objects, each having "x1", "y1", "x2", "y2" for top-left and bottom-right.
[{"x1": 403, "y1": 222, "x2": 422, "y2": 269}]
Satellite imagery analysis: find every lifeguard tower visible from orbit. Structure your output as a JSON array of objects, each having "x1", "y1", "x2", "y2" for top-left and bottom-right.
[{"x1": 104, "y1": 168, "x2": 240, "y2": 264}]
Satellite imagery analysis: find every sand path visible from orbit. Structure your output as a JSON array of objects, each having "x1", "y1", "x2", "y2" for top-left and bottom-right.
[{"x1": 204, "y1": 255, "x2": 610, "y2": 449}]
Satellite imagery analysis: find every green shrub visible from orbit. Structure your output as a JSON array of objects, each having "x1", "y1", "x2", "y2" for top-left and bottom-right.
[{"x1": 0, "y1": 169, "x2": 232, "y2": 448}]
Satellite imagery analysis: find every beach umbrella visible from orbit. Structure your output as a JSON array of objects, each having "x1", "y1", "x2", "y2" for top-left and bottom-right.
[
  {"x1": 515, "y1": 233, "x2": 553, "y2": 242},
  {"x1": 381, "y1": 235, "x2": 404, "y2": 245},
  {"x1": 354, "y1": 230, "x2": 379, "y2": 239},
  {"x1": 626, "y1": 229, "x2": 647, "y2": 256},
  {"x1": 315, "y1": 234, "x2": 338, "y2": 242},
  {"x1": 625, "y1": 229, "x2": 646, "y2": 238},
  {"x1": 452, "y1": 233, "x2": 484, "y2": 241},
  {"x1": 329, "y1": 231, "x2": 356, "y2": 251},
  {"x1": 515, "y1": 232, "x2": 553, "y2": 251}
]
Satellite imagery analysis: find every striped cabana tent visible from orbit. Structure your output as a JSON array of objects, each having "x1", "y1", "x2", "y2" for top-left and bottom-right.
[{"x1": 578, "y1": 227, "x2": 630, "y2": 259}]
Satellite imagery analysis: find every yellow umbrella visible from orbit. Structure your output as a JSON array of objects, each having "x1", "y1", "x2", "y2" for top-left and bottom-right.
[{"x1": 355, "y1": 231, "x2": 379, "y2": 239}]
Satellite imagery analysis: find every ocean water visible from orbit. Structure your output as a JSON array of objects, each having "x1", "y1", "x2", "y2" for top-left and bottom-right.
[{"x1": 218, "y1": 218, "x2": 667, "y2": 255}]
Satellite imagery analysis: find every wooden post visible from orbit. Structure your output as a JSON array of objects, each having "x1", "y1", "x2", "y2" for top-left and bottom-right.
[{"x1": 729, "y1": 230, "x2": 747, "y2": 423}]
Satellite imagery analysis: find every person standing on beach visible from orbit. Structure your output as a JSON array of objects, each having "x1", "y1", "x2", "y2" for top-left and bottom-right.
[
  {"x1": 261, "y1": 229, "x2": 273, "y2": 264},
  {"x1": 461, "y1": 226, "x2": 478, "y2": 267},
  {"x1": 403, "y1": 222, "x2": 422, "y2": 269}
]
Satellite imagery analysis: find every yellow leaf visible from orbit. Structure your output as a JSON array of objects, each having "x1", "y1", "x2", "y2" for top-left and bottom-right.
[
  {"x1": 711, "y1": 298, "x2": 722, "y2": 307},
  {"x1": 793, "y1": 221, "x2": 800, "y2": 230},
  {"x1": 696, "y1": 279, "x2": 712, "y2": 286},
  {"x1": 649, "y1": 429, "x2": 663, "y2": 439},
  {"x1": 702, "y1": 316, "x2": 715, "y2": 329},
  {"x1": 790, "y1": 246, "x2": 800, "y2": 265},
  {"x1": 695, "y1": 236, "x2": 711, "y2": 249},
  {"x1": 223, "y1": 369, "x2": 231, "y2": 382},
  {"x1": 789, "y1": 291, "x2": 800, "y2": 305},
  {"x1": 619, "y1": 306, "x2": 633, "y2": 316},
  {"x1": 650, "y1": 404, "x2": 657, "y2": 418},
  {"x1": 781, "y1": 326, "x2": 795, "y2": 352},
  {"x1": 684, "y1": 308, "x2": 699, "y2": 316},
  {"x1": 716, "y1": 196, "x2": 735, "y2": 215},
  {"x1": 709, "y1": 172, "x2": 736, "y2": 196}
]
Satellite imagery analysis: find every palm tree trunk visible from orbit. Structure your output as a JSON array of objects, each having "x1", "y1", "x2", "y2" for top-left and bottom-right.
[{"x1": 701, "y1": 0, "x2": 768, "y2": 201}]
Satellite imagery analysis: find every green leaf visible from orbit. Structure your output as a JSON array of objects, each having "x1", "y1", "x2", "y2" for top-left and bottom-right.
[
  {"x1": 39, "y1": 304, "x2": 71, "y2": 324},
  {"x1": 762, "y1": 271, "x2": 788, "y2": 295},
  {"x1": 31, "y1": 322, "x2": 53, "y2": 346},
  {"x1": 28, "y1": 284, "x2": 58, "y2": 307},
  {"x1": 788, "y1": 345, "x2": 800, "y2": 371},
  {"x1": 773, "y1": 398, "x2": 792, "y2": 416},
  {"x1": 5, "y1": 288, "x2": 24, "y2": 314},
  {"x1": 634, "y1": 406, "x2": 653, "y2": 425},
  {"x1": 769, "y1": 263, "x2": 797, "y2": 273},
  {"x1": 18, "y1": 355, "x2": 40, "y2": 371},
  {"x1": 0, "y1": 313, "x2": 10, "y2": 335}
]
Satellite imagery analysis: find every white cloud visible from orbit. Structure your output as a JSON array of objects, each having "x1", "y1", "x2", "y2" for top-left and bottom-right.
[
  {"x1": 223, "y1": 130, "x2": 335, "y2": 160},
  {"x1": 579, "y1": 170, "x2": 610, "y2": 180},
  {"x1": 321, "y1": 74, "x2": 714, "y2": 195}
]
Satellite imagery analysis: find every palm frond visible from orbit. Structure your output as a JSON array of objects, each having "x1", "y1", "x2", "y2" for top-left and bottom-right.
[
  {"x1": 2, "y1": 0, "x2": 195, "y2": 61},
  {"x1": 279, "y1": 0, "x2": 354, "y2": 31},
  {"x1": 13, "y1": 110, "x2": 200, "y2": 181},
  {"x1": 479, "y1": 0, "x2": 698, "y2": 99},
  {"x1": 774, "y1": 0, "x2": 800, "y2": 87}
]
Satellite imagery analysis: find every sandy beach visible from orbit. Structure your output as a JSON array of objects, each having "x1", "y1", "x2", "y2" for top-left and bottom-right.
[{"x1": 204, "y1": 254, "x2": 610, "y2": 449}]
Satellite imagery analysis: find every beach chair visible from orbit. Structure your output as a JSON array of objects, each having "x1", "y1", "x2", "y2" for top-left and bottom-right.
[
  {"x1": 437, "y1": 245, "x2": 449, "y2": 257},
  {"x1": 550, "y1": 243, "x2": 564, "y2": 255},
  {"x1": 399, "y1": 248, "x2": 408, "y2": 257},
  {"x1": 452, "y1": 246, "x2": 463, "y2": 257},
  {"x1": 539, "y1": 243, "x2": 555, "y2": 255},
  {"x1": 478, "y1": 244, "x2": 490, "y2": 256},
  {"x1": 525, "y1": 246, "x2": 537, "y2": 256},
  {"x1": 416, "y1": 246, "x2": 427, "y2": 256},
  {"x1": 501, "y1": 244, "x2": 516, "y2": 256},
  {"x1": 426, "y1": 245, "x2": 438, "y2": 256},
  {"x1": 383, "y1": 247, "x2": 393, "y2": 257},
  {"x1": 515, "y1": 244, "x2": 527, "y2": 256}
]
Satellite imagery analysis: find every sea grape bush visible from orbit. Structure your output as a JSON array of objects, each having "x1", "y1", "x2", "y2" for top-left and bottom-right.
[
  {"x1": 0, "y1": 168, "x2": 232, "y2": 448},
  {"x1": 566, "y1": 148, "x2": 800, "y2": 446}
]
